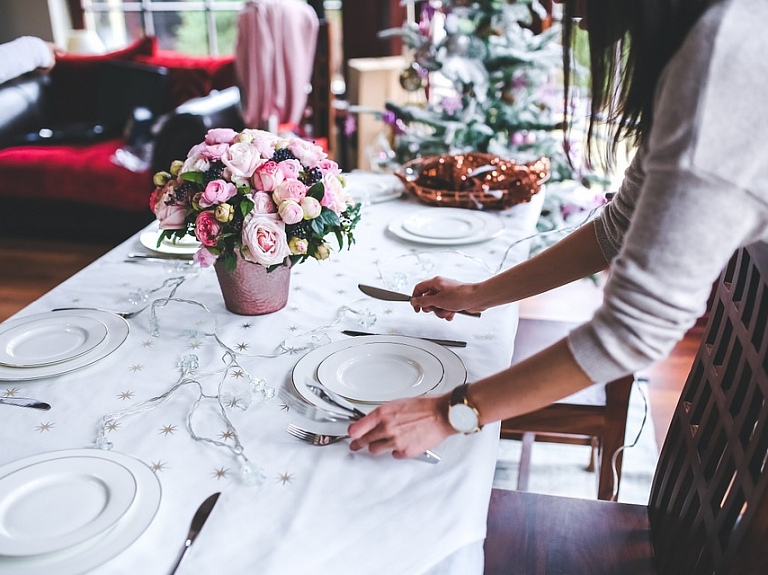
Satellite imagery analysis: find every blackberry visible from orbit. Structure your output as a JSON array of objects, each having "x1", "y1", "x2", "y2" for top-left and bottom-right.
[
  {"x1": 175, "y1": 181, "x2": 196, "y2": 204},
  {"x1": 301, "y1": 167, "x2": 323, "y2": 186},
  {"x1": 272, "y1": 148, "x2": 297, "y2": 163},
  {"x1": 286, "y1": 221, "x2": 311, "y2": 240},
  {"x1": 204, "y1": 160, "x2": 226, "y2": 183}
]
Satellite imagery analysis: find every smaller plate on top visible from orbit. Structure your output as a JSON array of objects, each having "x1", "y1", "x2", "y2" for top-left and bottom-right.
[
  {"x1": 0, "y1": 316, "x2": 108, "y2": 368},
  {"x1": 388, "y1": 208, "x2": 504, "y2": 245},
  {"x1": 317, "y1": 341, "x2": 444, "y2": 403},
  {"x1": 139, "y1": 225, "x2": 200, "y2": 256},
  {"x1": 0, "y1": 456, "x2": 137, "y2": 556}
]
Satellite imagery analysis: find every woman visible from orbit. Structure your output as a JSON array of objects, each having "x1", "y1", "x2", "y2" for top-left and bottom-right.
[
  {"x1": 0, "y1": 36, "x2": 61, "y2": 86},
  {"x1": 348, "y1": 0, "x2": 768, "y2": 458}
]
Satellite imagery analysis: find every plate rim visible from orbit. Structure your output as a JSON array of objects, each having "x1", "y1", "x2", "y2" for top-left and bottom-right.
[
  {"x1": 139, "y1": 227, "x2": 200, "y2": 256},
  {"x1": 316, "y1": 341, "x2": 445, "y2": 403},
  {"x1": 388, "y1": 208, "x2": 503, "y2": 245},
  {"x1": 0, "y1": 456, "x2": 138, "y2": 556},
  {"x1": 0, "y1": 315, "x2": 109, "y2": 369},
  {"x1": 401, "y1": 210, "x2": 488, "y2": 240}
]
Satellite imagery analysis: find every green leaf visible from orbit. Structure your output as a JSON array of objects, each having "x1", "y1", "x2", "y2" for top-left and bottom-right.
[
  {"x1": 181, "y1": 171, "x2": 205, "y2": 184},
  {"x1": 307, "y1": 181, "x2": 325, "y2": 201},
  {"x1": 240, "y1": 198, "x2": 254, "y2": 217}
]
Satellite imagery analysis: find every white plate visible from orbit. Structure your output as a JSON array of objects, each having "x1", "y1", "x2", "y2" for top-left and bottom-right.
[
  {"x1": 0, "y1": 449, "x2": 161, "y2": 575},
  {"x1": 342, "y1": 172, "x2": 405, "y2": 204},
  {"x1": 0, "y1": 311, "x2": 130, "y2": 382},
  {"x1": 388, "y1": 208, "x2": 504, "y2": 245},
  {"x1": 0, "y1": 456, "x2": 137, "y2": 556},
  {"x1": 291, "y1": 335, "x2": 467, "y2": 415},
  {"x1": 317, "y1": 341, "x2": 444, "y2": 403},
  {"x1": 0, "y1": 315, "x2": 108, "y2": 368},
  {"x1": 140, "y1": 226, "x2": 200, "y2": 256}
]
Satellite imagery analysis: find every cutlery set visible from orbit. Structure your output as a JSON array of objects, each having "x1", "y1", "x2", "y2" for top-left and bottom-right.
[
  {"x1": 0, "y1": 396, "x2": 50, "y2": 410},
  {"x1": 358, "y1": 284, "x2": 482, "y2": 317}
]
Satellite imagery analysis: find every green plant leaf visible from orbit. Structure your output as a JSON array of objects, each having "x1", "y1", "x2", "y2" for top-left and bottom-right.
[
  {"x1": 307, "y1": 181, "x2": 325, "y2": 201},
  {"x1": 181, "y1": 171, "x2": 205, "y2": 184}
]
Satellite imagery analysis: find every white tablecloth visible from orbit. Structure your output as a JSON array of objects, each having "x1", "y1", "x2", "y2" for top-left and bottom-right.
[{"x1": 0, "y1": 191, "x2": 542, "y2": 575}]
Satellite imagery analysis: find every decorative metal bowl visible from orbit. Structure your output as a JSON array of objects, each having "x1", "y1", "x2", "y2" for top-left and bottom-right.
[{"x1": 395, "y1": 153, "x2": 550, "y2": 210}]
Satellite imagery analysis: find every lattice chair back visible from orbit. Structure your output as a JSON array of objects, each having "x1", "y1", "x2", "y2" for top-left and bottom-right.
[{"x1": 648, "y1": 244, "x2": 768, "y2": 574}]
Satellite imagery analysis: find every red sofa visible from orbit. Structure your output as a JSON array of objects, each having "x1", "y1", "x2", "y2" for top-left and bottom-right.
[{"x1": 0, "y1": 37, "x2": 240, "y2": 242}]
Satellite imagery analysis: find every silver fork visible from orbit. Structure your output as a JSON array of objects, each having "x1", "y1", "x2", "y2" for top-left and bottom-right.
[
  {"x1": 278, "y1": 389, "x2": 355, "y2": 422},
  {"x1": 52, "y1": 304, "x2": 151, "y2": 319},
  {"x1": 286, "y1": 423, "x2": 441, "y2": 464}
]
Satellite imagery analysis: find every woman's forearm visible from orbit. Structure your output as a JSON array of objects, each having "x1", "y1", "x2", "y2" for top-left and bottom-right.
[{"x1": 473, "y1": 220, "x2": 609, "y2": 309}]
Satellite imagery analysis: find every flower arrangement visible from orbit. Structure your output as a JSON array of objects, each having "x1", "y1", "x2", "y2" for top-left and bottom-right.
[{"x1": 150, "y1": 128, "x2": 361, "y2": 271}]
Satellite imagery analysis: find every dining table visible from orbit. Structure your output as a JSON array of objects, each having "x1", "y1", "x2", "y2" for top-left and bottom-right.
[{"x1": 0, "y1": 178, "x2": 544, "y2": 575}]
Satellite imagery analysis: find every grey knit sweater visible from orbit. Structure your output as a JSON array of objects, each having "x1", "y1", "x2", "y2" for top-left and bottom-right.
[{"x1": 567, "y1": 0, "x2": 768, "y2": 383}]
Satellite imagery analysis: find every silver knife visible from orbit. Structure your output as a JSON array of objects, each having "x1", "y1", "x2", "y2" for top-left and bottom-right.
[
  {"x1": 0, "y1": 397, "x2": 51, "y2": 410},
  {"x1": 342, "y1": 330, "x2": 467, "y2": 348},
  {"x1": 358, "y1": 284, "x2": 481, "y2": 318},
  {"x1": 307, "y1": 384, "x2": 441, "y2": 464},
  {"x1": 168, "y1": 492, "x2": 221, "y2": 575}
]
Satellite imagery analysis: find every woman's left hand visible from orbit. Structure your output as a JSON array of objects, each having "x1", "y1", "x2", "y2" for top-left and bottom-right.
[{"x1": 348, "y1": 394, "x2": 457, "y2": 459}]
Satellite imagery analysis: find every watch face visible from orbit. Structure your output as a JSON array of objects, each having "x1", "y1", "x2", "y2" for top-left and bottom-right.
[{"x1": 449, "y1": 403, "x2": 479, "y2": 434}]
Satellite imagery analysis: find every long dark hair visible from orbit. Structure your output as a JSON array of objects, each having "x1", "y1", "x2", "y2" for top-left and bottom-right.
[{"x1": 562, "y1": 0, "x2": 712, "y2": 169}]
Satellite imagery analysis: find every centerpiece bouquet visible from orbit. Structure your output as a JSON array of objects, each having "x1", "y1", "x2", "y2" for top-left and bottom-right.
[{"x1": 150, "y1": 128, "x2": 361, "y2": 272}]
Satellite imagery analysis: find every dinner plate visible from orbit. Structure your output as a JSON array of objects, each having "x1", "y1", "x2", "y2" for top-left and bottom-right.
[
  {"x1": 0, "y1": 449, "x2": 161, "y2": 575},
  {"x1": 0, "y1": 315, "x2": 108, "y2": 368},
  {"x1": 291, "y1": 335, "x2": 467, "y2": 415},
  {"x1": 316, "y1": 341, "x2": 444, "y2": 403},
  {"x1": 0, "y1": 310, "x2": 130, "y2": 382},
  {"x1": 139, "y1": 225, "x2": 200, "y2": 256},
  {"x1": 0, "y1": 456, "x2": 137, "y2": 556},
  {"x1": 388, "y1": 208, "x2": 504, "y2": 245},
  {"x1": 342, "y1": 171, "x2": 405, "y2": 204}
]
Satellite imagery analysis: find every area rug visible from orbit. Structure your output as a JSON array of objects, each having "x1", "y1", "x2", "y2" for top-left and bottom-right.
[{"x1": 493, "y1": 381, "x2": 658, "y2": 504}]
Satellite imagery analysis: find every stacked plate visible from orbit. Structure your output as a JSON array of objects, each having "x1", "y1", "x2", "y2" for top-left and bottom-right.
[
  {"x1": 0, "y1": 310, "x2": 130, "y2": 382},
  {"x1": 140, "y1": 223, "x2": 201, "y2": 256},
  {"x1": 291, "y1": 335, "x2": 467, "y2": 415},
  {"x1": 388, "y1": 207, "x2": 503, "y2": 245},
  {"x1": 0, "y1": 448, "x2": 161, "y2": 574}
]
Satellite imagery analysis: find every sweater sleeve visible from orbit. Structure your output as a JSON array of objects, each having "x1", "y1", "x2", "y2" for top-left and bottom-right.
[
  {"x1": 567, "y1": 0, "x2": 768, "y2": 383},
  {"x1": 0, "y1": 36, "x2": 53, "y2": 86}
]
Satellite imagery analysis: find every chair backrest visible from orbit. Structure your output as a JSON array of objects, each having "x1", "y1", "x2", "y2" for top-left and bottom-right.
[{"x1": 648, "y1": 243, "x2": 768, "y2": 574}]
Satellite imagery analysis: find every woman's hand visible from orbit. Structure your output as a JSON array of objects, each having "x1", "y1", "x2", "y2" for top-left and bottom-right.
[
  {"x1": 410, "y1": 277, "x2": 486, "y2": 320},
  {"x1": 348, "y1": 394, "x2": 457, "y2": 459}
]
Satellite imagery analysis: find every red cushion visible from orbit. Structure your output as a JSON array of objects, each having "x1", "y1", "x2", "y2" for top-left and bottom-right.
[
  {"x1": 48, "y1": 37, "x2": 157, "y2": 124},
  {"x1": 0, "y1": 140, "x2": 153, "y2": 213}
]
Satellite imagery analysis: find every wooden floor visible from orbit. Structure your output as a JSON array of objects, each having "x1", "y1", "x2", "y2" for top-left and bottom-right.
[{"x1": 0, "y1": 238, "x2": 696, "y2": 449}]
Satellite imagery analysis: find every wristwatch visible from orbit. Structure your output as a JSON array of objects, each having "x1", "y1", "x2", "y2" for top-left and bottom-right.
[{"x1": 447, "y1": 384, "x2": 482, "y2": 434}]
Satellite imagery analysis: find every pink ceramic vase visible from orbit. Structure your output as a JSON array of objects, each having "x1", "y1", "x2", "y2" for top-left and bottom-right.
[{"x1": 214, "y1": 257, "x2": 291, "y2": 315}]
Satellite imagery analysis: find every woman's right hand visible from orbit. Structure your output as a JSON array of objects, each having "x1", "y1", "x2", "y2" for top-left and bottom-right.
[{"x1": 410, "y1": 277, "x2": 486, "y2": 320}]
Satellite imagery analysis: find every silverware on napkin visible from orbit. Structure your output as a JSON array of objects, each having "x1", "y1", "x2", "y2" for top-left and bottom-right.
[
  {"x1": 342, "y1": 329, "x2": 467, "y2": 348},
  {"x1": 0, "y1": 396, "x2": 51, "y2": 410},
  {"x1": 358, "y1": 284, "x2": 481, "y2": 318},
  {"x1": 168, "y1": 492, "x2": 221, "y2": 575},
  {"x1": 305, "y1": 384, "x2": 441, "y2": 464}
]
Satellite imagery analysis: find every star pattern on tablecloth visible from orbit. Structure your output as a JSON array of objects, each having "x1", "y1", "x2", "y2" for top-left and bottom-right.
[
  {"x1": 71, "y1": 297, "x2": 81, "y2": 303},
  {"x1": 236, "y1": 343, "x2": 249, "y2": 351},
  {"x1": 118, "y1": 391, "x2": 135, "y2": 401},
  {"x1": 3, "y1": 388, "x2": 20, "y2": 397},
  {"x1": 279, "y1": 403, "x2": 290, "y2": 412},
  {"x1": 288, "y1": 325, "x2": 299, "y2": 332},
  {"x1": 212, "y1": 467, "x2": 229, "y2": 480},
  {"x1": 188, "y1": 341, "x2": 202, "y2": 350},
  {"x1": 106, "y1": 421, "x2": 121, "y2": 432},
  {"x1": 141, "y1": 340, "x2": 153, "y2": 348},
  {"x1": 219, "y1": 430, "x2": 235, "y2": 441},
  {"x1": 225, "y1": 397, "x2": 241, "y2": 409},
  {"x1": 36, "y1": 422, "x2": 54, "y2": 433},
  {"x1": 129, "y1": 364, "x2": 144, "y2": 372},
  {"x1": 231, "y1": 369, "x2": 245, "y2": 379},
  {"x1": 160, "y1": 424, "x2": 177, "y2": 436},
  {"x1": 481, "y1": 333, "x2": 497, "y2": 340},
  {"x1": 277, "y1": 472, "x2": 294, "y2": 485},
  {"x1": 241, "y1": 322, "x2": 253, "y2": 329},
  {"x1": 151, "y1": 461, "x2": 167, "y2": 473},
  {"x1": 384, "y1": 309, "x2": 394, "y2": 315}
]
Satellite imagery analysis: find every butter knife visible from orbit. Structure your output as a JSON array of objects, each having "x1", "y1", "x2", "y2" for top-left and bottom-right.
[
  {"x1": 342, "y1": 330, "x2": 467, "y2": 348},
  {"x1": 168, "y1": 492, "x2": 221, "y2": 575},
  {"x1": 358, "y1": 284, "x2": 481, "y2": 318},
  {"x1": 0, "y1": 397, "x2": 51, "y2": 410}
]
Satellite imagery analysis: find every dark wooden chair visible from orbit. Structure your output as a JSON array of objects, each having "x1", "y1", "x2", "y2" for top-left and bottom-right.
[
  {"x1": 485, "y1": 244, "x2": 768, "y2": 574},
  {"x1": 501, "y1": 317, "x2": 634, "y2": 500}
]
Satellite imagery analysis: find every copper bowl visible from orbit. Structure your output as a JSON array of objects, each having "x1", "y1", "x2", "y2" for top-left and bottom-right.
[{"x1": 395, "y1": 153, "x2": 550, "y2": 210}]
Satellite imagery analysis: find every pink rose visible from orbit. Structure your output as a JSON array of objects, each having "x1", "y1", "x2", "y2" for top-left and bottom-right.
[
  {"x1": 288, "y1": 138, "x2": 327, "y2": 168},
  {"x1": 182, "y1": 155, "x2": 210, "y2": 173},
  {"x1": 201, "y1": 143, "x2": 229, "y2": 160},
  {"x1": 199, "y1": 179, "x2": 237, "y2": 208},
  {"x1": 193, "y1": 247, "x2": 218, "y2": 268},
  {"x1": 252, "y1": 161, "x2": 284, "y2": 192},
  {"x1": 250, "y1": 191, "x2": 277, "y2": 214},
  {"x1": 300, "y1": 196, "x2": 322, "y2": 219},
  {"x1": 205, "y1": 128, "x2": 238, "y2": 145},
  {"x1": 241, "y1": 213, "x2": 290, "y2": 267},
  {"x1": 320, "y1": 174, "x2": 349, "y2": 214},
  {"x1": 277, "y1": 159, "x2": 302, "y2": 180},
  {"x1": 243, "y1": 129, "x2": 279, "y2": 158},
  {"x1": 152, "y1": 181, "x2": 187, "y2": 229},
  {"x1": 221, "y1": 142, "x2": 264, "y2": 178},
  {"x1": 273, "y1": 178, "x2": 307, "y2": 204},
  {"x1": 278, "y1": 200, "x2": 304, "y2": 225},
  {"x1": 194, "y1": 211, "x2": 221, "y2": 247},
  {"x1": 317, "y1": 159, "x2": 341, "y2": 176}
]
